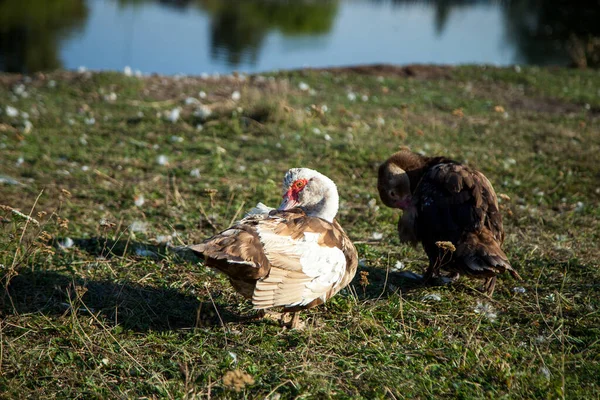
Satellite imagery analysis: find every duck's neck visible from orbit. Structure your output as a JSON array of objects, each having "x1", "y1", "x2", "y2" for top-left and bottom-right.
[{"x1": 304, "y1": 187, "x2": 339, "y2": 223}]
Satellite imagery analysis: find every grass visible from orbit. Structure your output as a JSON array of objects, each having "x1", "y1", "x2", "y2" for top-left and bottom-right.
[{"x1": 0, "y1": 65, "x2": 599, "y2": 398}]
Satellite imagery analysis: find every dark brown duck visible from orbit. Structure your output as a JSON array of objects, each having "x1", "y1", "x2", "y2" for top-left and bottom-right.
[{"x1": 378, "y1": 149, "x2": 521, "y2": 296}]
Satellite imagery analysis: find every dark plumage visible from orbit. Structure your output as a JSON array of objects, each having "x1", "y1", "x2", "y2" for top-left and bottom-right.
[{"x1": 377, "y1": 149, "x2": 521, "y2": 296}]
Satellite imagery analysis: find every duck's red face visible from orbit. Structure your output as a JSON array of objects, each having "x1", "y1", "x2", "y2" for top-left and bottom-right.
[{"x1": 280, "y1": 178, "x2": 308, "y2": 210}]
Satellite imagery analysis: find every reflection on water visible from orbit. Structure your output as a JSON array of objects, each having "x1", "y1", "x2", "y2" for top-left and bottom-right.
[
  {"x1": 504, "y1": 1, "x2": 600, "y2": 67},
  {"x1": 0, "y1": 0, "x2": 599, "y2": 74},
  {"x1": 0, "y1": 0, "x2": 88, "y2": 73},
  {"x1": 203, "y1": 0, "x2": 337, "y2": 65}
]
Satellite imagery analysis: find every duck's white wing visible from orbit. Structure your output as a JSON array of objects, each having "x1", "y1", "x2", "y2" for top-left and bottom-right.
[{"x1": 251, "y1": 210, "x2": 348, "y2": 309}]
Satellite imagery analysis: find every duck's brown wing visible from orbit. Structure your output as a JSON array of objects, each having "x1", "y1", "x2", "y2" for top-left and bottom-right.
[
  {"x1": 414, "y1": 162, "x2": 520, "y2": 281},
  {"x1": 188, "y1": 215, "x2": 271, "y2": 281},
  {"x1": 414, "y1": 162, "x2": 504, "y2": 245}
]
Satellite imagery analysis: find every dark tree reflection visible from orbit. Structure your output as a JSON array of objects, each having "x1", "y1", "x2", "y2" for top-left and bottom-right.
[
  {"x1": 114, "y1": 0, "x2": 338, "y2": 66},
  {"x1": 503, "y1": 0, "x2": 600, "y2": 66},
  {"x1": 201, "y1": 0, "x2": 338, "y2": 66},
  {"x1": 0, "y1": 0, "x2": 88, "y2": 73}
]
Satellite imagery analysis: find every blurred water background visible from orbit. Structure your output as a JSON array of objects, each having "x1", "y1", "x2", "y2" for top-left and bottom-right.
[{"x1": 1, "y1": 0, "x2": 599, "y2": 75}]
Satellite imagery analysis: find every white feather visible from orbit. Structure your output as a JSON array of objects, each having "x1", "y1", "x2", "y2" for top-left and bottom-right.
[
  {"x1": 245, "y1": 202, "x2": 274, "y2": 217},
  {"x1": 254, "y1": 222, "x2": 346, "y2": 307}
]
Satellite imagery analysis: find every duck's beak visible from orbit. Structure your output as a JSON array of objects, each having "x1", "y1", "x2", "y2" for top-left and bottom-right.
[
  {"x1": 395, "y1": 195, "x2": 412, "y2": 210},
  {"x1": 278, "y1": 192, "x2": 298, "y2": 210}
]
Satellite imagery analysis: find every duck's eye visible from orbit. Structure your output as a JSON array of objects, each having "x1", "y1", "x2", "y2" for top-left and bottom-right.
[{"x1": 293, "y1": 179, "x2": 307, "y2": 190}]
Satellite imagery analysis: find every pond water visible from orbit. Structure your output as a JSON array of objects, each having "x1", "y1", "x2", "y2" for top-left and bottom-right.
[{"x1": 1, "y1": 0, "x2": 598, "y2": 75}]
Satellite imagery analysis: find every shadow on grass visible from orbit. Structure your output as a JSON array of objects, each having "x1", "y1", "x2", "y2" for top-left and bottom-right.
[
  {"x1": 0, "y1": 237, "x2": 249, "y2": 332},
  {"x1": 0, "y1": 237, "x2": 434, "y2": 334},
  {"x1": 65, "y1": 236, "x2": 197, "y2": 262},
  {"x1": 350, "y1": 264, "x2": 429, "y2": 300},
  {"x1": 0, "y1": 268, "x2": 245, "y2": 332}
]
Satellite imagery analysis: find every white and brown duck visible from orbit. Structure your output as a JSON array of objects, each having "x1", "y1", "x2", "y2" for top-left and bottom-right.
[
  {"x1": 377, "y1": 149, "x2": 521, "y2": 296},
  {"x1": 189, "y1": 168, "x2": 358, "y2": 328}
]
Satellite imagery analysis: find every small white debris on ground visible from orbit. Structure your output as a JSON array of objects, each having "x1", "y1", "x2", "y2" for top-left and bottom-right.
[
  {"x1": 103, "y1": 92, "x2": 117, "y2": 102},
  {"x1": 129, "y1": 221, "x2": 148, "y2": 233},
  {"x1": 503, "y1": 158, "x2": 517, "y2": 169},
  {"x1": 512, "y1": 286, "x2": 526, "y2": 293},
  {"x1": 194, "y1": 105, "x2": 212, "y2": 120},
  {"x1": 13, "y1": 84, "x2": 27, "y2": 97},
  {"x1": 231, "y1": 91, "x2": 241, "y2": 101},
  {"x1": 228, "y1": 352, "x2": 238, "y2": 365},
  {"x1": 368, "y1": 198, "x2": 377, "y2": 209},
  {"x1": 134, "y1": 195, "x2": 145, "y2": 207},
  {"x1": 156, "y1": 155, "x2": 169, "y2": 166},
  {"x1": 22, "y1": 120, "x2": 33, "y2": 134},
  {"x1": 391, "y1": 261, "x2": 406, "y2": 272},
  {"x1": 298, "y1": 82, "x2": 309, "y2": 91},
  {"x1": 155, "y1": 235, "x2": 172, "y2": 244},
  {"x1": 474, "y1": 301, "x2": 497, "y2": 322},
  {"x1": 58, "y1": 237, "x2": 74, "y2": 249},
  {"x1": 167, "y1": 108, "x2": 181, "y2": 123},
  {"x1": 190, "y1": 168, "x2": 201, "y2": 178},
  {"x1": 6, "y1": 106, "x2": 19, "y2": 118},
  {"x1": 371, "y1": 232, "x2": 383, "y2": 240},
  {"x1": 422, "y1": 293, "x2": 442, "y2": 302}
]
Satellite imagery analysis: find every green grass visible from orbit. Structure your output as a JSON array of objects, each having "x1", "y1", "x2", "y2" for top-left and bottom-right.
[{"x1": 1, "y1": 65, "x2": 599, "y2": 398}]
